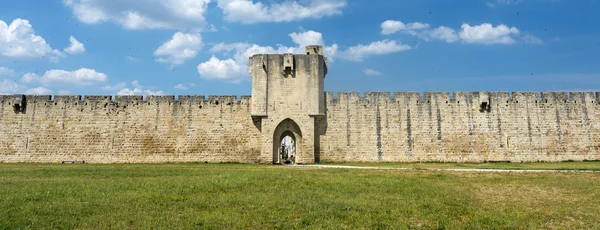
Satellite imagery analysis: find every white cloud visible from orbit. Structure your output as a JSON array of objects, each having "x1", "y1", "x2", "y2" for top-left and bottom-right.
[
  {"x1": 459, "y1": 23, "x2": 520, "y2": 45},
  {"x1": 341, "y1": 40, "x2": 412, "y2": 62},
  {"x1": 197, "y1": 56, "x2": 246, "y2": 83},
  {"x1": 0, "y1": 67, "x2": 18, "y2": 77},
  {"x1": 0, "y1": 79, "x2": 54, "y2": 95},
  {"x1": 0, "y1": 79, "x2": 24, "y2": 94},
  {"x1": 116, "y1": 80, "x2": 164, "y2": 95},
  {"x1": 64, "y1": 36, "x2": 85, "y2": 55},
  {"x1": 0, "y1": 18, "x2": 61, "y2": 59},
  {"x1": 522, "y1": 34, "x2": 544, "y2": 44},
  {"x1": 381, "y1": 20, "x2": 540, "y2": 45},
  {"x1": 217, "y1": 0, "x2": 347, "y2": 23},
  {"x1": 26, "y1": 87, "x2": 53, "y2": 95},
  {"x1": 21, "y1": 68, "x2": 107, "y2": 86},
  {"x1": 426, "y1": 26, "x2": 459, "y2": 43},
  {"x1": 201, "y1": 29, "x2": 412, "y2": 82},
  {"x1": 363, "y1": 68, "x2": 382, "y2": 76},
  {"x1": 63, "y1": 0, "x2": 211, "y2": 30},
  {"x1": 290, "y1": 30, "x2": 325, "y2": 47},
  {"x1": 174, "y1": 84, "x2": 189, "y2": 90},
  {"x1": 154, "y1": 32, "x2": 203, "y2": 65},
  {"x1": 202, "y1": 30, "x2": 339, "y2": 83},
  {"x1": 381, "y1": 20, "x2": 430, "y2": 35},
  {"x1": 102, "y1": 82, "x2": 127, "y2": 91}
]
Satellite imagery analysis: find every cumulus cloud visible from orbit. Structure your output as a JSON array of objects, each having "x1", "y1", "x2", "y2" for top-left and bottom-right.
[
  {"x1": 154, "y1": 32, "x2": 203, "y2": 65},
  {"x1": 341, "y1": 40, "x2": 412, "y2": 62},
  {"x1": 63, "y1": 0, "x2": 211, "y2": 30},
  {"x1": 382, "y1": 20, "x2": 542, "y2": 45},
  {"x1": 0, "y1": 79, "x2": 24, "y2": 94},
  {"x1": 0, "y1": 67, "x2": 18, "y2": 77},
  {"x1": 63, "y1": 36, "x2": 85, "y2": 55},
  {"x1": 426, "y1": 26, "x2": 459, "y2": 43},
  {"x1": 200, "y1": 30, "x2": 339, "y2": 83},
  {"x1": 381, "y1": 20, "x2": 430, "y2": 35},
  {"x1": 363, "y1": 68, "x2": 382, "y2": 76},
  {"x1": 26, "y1": 87, "x2": 53, "y2": 95},
  {"x1": 0, "y1": 79, "x2": 53, "y2": 95},
  {"x1": 21, "y1": 68, "x2": 107, "y2": 86},
  {"x1": 201, "y1": 29, "x2": 412, "y2": 82},
  {"x1": 0, "y1": 18, "x2": 61, "y2": 59},
  {"x1": 217, "y1": 0, "x2": 347, "y2": 23},
  {"x1": 117, "y1": 80, "x2": 164, "y2": 96},
  {"x1": 459, "y1": 23, "x2": 520, "y2": 44},
  {"x1": 197, "y1": 56, "x2": 246, "y2": 83}
]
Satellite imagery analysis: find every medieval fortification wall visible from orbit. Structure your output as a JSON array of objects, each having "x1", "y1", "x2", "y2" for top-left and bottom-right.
[
  {"x1": 319, "y1": 91, "x2": 600, "y2": 162},
  {"x1": 0, "y1": 95, "x2": 261, "y2": 163},
  {"x1": 1, "y1": 91, "x2": 599, "y2": 163}
]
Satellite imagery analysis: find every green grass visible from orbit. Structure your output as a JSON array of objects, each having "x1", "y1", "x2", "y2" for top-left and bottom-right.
[
  {"x1": 1, "y1": 163, "x2": 599, "y2": 229},
  {"x1": 319, "y1": 161, "x2": 600, "y2": 171}
]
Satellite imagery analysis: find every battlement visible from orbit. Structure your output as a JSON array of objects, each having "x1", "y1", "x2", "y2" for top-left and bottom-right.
[
  {"x1": 0, "y1": 95, "x2": 253, "y2": 105},
  {"x1": 2, "y1": 91, "x2": 598, "y2": 108},
  {"x1": 326, "y1": 91, "x2": 600, "y2": 105}
]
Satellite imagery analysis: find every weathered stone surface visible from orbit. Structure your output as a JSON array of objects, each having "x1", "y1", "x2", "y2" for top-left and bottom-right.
[{"x1": 1, "y1": 46, "x2": 599, "y2": 163}]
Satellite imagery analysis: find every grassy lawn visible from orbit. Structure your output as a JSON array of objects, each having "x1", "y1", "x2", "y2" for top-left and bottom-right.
[
  {"x1": 1, "y1": 163, "x2": 599, "y2": 229},
  {"x1": 318, "y1": 161, "x2": 600, "y2": 171}
]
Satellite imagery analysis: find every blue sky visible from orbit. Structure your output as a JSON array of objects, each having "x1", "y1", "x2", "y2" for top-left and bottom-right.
[{"x1": 0, "y1": 0, "x2": 599, "y2": 96}]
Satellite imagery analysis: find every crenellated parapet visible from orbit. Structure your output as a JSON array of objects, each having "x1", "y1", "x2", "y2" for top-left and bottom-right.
[{"x1": 324, "y1": 91, "x2": 600, "y2": 106}]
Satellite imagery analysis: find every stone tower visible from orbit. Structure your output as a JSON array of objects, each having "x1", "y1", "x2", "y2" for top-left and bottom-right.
[{"x1": 249, "y1": 45, "x2": 327, "y2": 164}]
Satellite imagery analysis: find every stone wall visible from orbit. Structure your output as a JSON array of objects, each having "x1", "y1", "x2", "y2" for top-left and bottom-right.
[
  {"x1": 318, "y1": 91, "x2": 600, "y2": 162},
  {"x1": 1, "y1": 91, "x2": 600, "y2": 163},
  {"x1": 0, "y1": 95, "x2": 261, "y2": 163}
]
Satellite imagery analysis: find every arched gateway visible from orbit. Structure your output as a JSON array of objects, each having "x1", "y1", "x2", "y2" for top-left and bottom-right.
[
  {"x1": 273, "y1": 119, "x2": 302, "y2": 164},
  {"x1": 249, "y1": 46, "x2": 327, "y2": 164}
]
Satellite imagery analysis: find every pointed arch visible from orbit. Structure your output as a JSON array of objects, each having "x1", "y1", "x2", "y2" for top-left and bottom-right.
[{"x1": 272, "y1": 118, "x2": 303, "y2": 164}]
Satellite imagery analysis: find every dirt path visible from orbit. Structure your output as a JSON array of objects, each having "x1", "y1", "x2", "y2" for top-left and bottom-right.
[{"x1": 292, "y1": 164, "x2": 600, "y2": 173}]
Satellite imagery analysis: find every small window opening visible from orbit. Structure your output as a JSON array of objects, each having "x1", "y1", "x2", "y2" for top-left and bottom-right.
[{"x1": 479, "y1": 102, "x2": 490, "y2": 112}]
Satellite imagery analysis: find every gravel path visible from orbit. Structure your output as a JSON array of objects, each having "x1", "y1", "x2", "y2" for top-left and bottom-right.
[{"x1": 291, "y1": 164, "x2": 600, "y2": 173}]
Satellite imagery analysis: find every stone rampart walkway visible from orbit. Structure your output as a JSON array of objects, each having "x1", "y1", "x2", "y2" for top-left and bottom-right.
[{"x1": 292, "y1": 164, "x2": 600, "y2": 173}]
